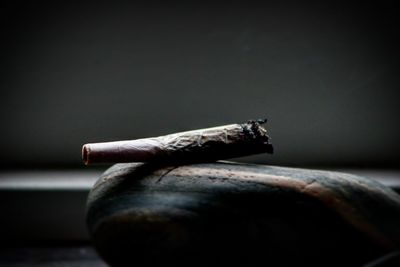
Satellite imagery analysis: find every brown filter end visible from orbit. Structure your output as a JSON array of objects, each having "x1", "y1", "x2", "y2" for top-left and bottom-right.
[{"x1": 82, "y1": 145, "x2": 90, "y2": 165}]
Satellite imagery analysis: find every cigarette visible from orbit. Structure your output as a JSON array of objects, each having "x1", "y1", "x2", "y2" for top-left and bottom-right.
[{"x1": 82, "y1": 119, "x2": 273, "y2": 165}]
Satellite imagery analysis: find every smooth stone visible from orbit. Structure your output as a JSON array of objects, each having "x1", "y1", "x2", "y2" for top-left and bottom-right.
[{"x1": 87, "y1": 162, "x2": 400, "y2": 267}]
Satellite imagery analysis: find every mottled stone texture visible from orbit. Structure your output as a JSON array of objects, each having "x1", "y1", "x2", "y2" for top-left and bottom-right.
[{"x1": 87, "y1": 162, "x2": 400, "y2": 267}]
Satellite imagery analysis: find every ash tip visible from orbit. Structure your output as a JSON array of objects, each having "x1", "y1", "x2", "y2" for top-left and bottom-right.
[
  {"x1": 246, "y1": 118, "x2": 268, "y2": 125},
  {"x1": 256, "y1": 118, "x2": 268, "y2": 124}
]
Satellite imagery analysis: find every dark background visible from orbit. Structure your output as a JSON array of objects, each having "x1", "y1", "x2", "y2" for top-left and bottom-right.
[{"x1": 1, "y1": 1, "x2": 399, "y2": 169}]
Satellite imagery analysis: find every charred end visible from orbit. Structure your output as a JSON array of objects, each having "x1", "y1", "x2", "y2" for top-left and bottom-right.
[{"x1": 241, "y1": 119, "x2": 273, "y2": 154}]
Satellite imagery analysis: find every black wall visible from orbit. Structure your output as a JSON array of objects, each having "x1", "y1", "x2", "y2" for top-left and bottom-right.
[{"x1": 1, "y1": 1, "x2": 399, "y2": 168}]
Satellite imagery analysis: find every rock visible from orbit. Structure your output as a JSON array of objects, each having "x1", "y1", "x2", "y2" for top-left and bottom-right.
[{"x1": 86, "y1": 162, "x2": 400, "y2": 267}]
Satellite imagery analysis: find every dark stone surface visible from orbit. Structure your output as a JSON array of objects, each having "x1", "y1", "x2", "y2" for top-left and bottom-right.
[{"x1": 87, "y1": 162, "x2": 400, "y2": 267}]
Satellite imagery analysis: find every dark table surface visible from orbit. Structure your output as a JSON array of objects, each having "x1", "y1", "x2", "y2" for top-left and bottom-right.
[{"x1": 0, "y1": 245, "x2": 108, "y2": 267}]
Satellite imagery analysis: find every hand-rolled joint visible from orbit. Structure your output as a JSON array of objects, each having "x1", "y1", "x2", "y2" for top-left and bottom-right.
[{"x1": 82, "y1": 119, "x2": 273, "y2": 165}]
